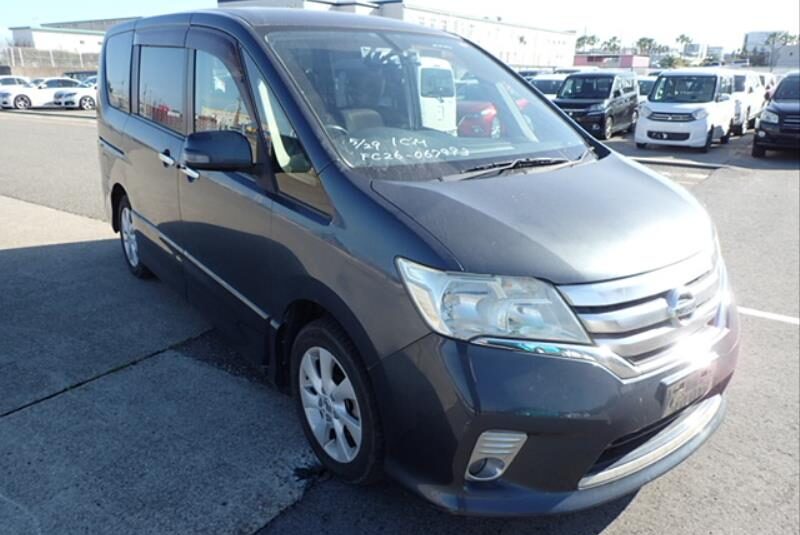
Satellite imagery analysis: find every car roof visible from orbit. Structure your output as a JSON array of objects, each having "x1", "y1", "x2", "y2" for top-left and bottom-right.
[
  {"x1": 660, "y1": 68, "x2": 729, "y2": 77},
  {"x1": 638, "y1": 76, "x2": 658, "y2": 81},
  {"x1": 112, "y1": 7, "x2": 447, "y2": 37},
  {"x1": 532, "y1": 73, "x2": 567, "y2": 80},
  {"x1": 566, "y1": 70, "x2": 633, "y2": 78}
]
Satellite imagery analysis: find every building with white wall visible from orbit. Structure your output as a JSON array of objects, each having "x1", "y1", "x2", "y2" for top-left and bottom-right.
[
  {"x1": 9, "y1": 26, "x2": 105, "y2": 54},
  {"x1": 217, "y1": 0, "x2": 577, "y2": 68}
]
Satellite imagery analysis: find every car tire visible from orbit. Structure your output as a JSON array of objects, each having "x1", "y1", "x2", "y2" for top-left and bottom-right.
[
  {"x1": 752, "y1": 142, "x2": 766, "y2": 158},
  {"x1": 79, "y1": 96, "x2": 95, "y2": 111},
  {"x1": 636, "y1": 142, "x2": 647, "y2": 149},
  {"x1": 720, "y1": 122, "x2": 732, "y2": 144},
  {"x1": 600, "y1": 116, "x2": 613, "y2": 140},
  {"x1": 701, "y1": 127, "x2": 714, "y2": 153},
  {"x1": 117, "y1": 195, "x2": 152, "y2": 279},
  {"x1": 13, "y1": 95, "x2": 31, "y2": 110},
  {"x1": 292, "y1": 317, "x2": 383, "y2": 485},
  {"x1": 627, "y1": 111, "x2": 638, "y2": 133}
]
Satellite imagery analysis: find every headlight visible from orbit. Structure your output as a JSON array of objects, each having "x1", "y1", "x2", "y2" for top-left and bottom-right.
[
  {"x1": 587, "y1": 102, "x2": 606, "y2": 113},
  {"x1": 64, "y1": 92, "x2": 76, "y2": 98},
  {"x1": 692, "y1": 109, "x2": 708, "y2": 120},
  {"x1": 760, "y1": 109, "x2": 779, "y2": 123},
  {"x1": 396, "y1": 258, "x2": 589, "y2": 343},
  {"x1": 640, "y1": 104, "x2": 652, "y2": 116}
]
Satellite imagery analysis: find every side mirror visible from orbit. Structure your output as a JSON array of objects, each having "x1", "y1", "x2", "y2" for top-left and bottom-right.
[
  {"x1": 181, "y1": 130, "x2": 252, "y2": 172},
  {"x1": 716, "y1": 94, "x2": 731, "y2": 102},
  {"x1": 613, "y1": 89, "x2": 622, "y2": 98},
  {"x1": 38, "y1": 84, "x2": 46, "y2": 89}
]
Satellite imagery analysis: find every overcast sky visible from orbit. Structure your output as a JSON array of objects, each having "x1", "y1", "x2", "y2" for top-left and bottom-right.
[{"x1": 2, "y1": 0, "x2": 799, "y2": 50}]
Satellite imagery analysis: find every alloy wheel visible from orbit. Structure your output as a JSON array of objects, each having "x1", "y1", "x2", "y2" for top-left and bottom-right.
[
  {"x1": 80, "y1": 96, "x2": 95, "y2": 110},
  {"x1": 299, "y1": 346, "x2": 362, "y2": 463},
  {"x1": 120, "y1": 206, "x2": 139, "y2": 267},
  {"x1": 14, "y1": 95, "x2": 30, "y2": 110}
]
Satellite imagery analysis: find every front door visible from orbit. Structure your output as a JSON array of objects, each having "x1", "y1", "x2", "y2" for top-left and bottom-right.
[{"x1": 177, "y1": 28, "x2": 274, "y2": 362}]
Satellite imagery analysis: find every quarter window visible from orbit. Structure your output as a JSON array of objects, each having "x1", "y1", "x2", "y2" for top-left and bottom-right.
[
  {"x1": 138, "y1": 46, "x2": 187, "y2": 133},
  {"x1": 104, "y1": 32, "x2": 133, "y2": 112},
  {"x1": 194, "y1": 50, "x2": 257, "y2": 158}
]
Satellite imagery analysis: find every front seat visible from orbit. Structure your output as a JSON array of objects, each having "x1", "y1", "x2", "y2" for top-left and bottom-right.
[{"x1": 340, "y1": 108, "x2": 384, "y2": 133}]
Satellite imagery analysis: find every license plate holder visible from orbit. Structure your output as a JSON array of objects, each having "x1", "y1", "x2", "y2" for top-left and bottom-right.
[{"x1": 660, "y1": 364, "x2": 715, "y2": 417}]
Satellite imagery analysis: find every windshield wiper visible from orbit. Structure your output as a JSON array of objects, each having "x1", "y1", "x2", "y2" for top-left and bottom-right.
[{"x1": 441, "y1": 150, "x2": 592, "y2": 182}]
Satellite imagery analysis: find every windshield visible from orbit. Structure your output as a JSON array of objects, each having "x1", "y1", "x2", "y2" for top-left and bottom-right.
[
  {"x1": 557, "y1": 76, "x2": 613, "y2": 99},
  {"x1": 638, "y1": 80, "x2": 655, "y2": 96},
  {"x1": 264, "y1": 29, "x2": 589, "y2": 181},
  {"x1": 650, "y1": 76, "x2": 717, "y2": 103},
  {"x1": 773, "y1": 76, "x2": 800, "y2": 100},
  {"x1": 734, "y1": 75, "x2": 746, "y2": 92},
  {"x1": 531, "y1": 79, "x2": 564, "y2": 95}
]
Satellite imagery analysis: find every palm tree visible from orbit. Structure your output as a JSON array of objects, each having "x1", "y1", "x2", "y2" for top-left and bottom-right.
[
  {"x1": 766, "y1": 32, "x2": 800, "y2": 69},
  {"x1": 601, "y1": 36, "x2": 621, "y2": 53},
  {"x1": 576, "y1": 34, "x2": 598, "y2": 52},
  {"x1": 636, "y1": 37, "x2": 657, "y2": 55},
  {"x1": 675, "y1": 34, "x2": 693, "y2": 55}
]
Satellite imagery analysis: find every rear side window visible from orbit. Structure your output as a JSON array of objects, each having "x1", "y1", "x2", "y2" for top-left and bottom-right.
[
  {"x1": 138, "y1": 46, "x2": 187, "y2": 134},
  {"x1": 104, "y1": 32, "x2": 133, "y2": 112}
]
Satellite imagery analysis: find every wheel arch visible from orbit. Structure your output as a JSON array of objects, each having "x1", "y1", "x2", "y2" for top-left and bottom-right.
[{"x1": 110, "y1": 183, "x2": 127, "y2": 232}]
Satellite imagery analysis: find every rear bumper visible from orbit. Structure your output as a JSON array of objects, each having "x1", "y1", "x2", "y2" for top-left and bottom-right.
[{"x1": 372, "y1": 303, "x2": 739, "y2": 516}]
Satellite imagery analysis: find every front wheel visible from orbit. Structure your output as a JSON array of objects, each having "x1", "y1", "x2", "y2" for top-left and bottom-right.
[
  {"x1": 13, "y1": 95, "x2": 31, "y2": 110},
  {"x1": 627, "y1": 111, "x2": 638, "y2": 133},
  {"x1": 700, "y1": 127, "x2": 714, "y2": 153},
  {"x1": 752, "y1": 142, "x2": 766, "y2": 158},
  {"x1": 292, "y1": 317, "x2": 383, "y2": 484},
  {"x1": 600, "y1": 116, "x2": 613, "y2": 140},
  {"x1": 79, "y1": 96, "x2": 95, "y2": 110}
]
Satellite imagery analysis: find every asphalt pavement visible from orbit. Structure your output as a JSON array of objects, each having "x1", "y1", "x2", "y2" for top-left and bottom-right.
[{"x1": 0, "y1": 110, "x2": 798, "y2": 534}]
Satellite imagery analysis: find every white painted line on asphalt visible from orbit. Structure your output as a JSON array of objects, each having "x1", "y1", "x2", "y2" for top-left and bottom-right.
[{"x1": 738, "y1": 306, "x2": 800, "y2": 326}]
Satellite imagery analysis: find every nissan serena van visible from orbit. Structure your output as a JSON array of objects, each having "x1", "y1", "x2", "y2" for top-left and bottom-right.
[{"x1": 98, "y1": 9, "x2": 739, "y2": 516}]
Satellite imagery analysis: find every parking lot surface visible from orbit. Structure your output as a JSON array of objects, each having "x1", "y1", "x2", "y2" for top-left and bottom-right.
[{"x1": 0, "y1": 110, "x2": 798, "y2": 534}]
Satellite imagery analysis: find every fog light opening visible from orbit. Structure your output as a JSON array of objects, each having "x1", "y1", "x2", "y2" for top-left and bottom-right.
[{"x1": 467, "y1": 457, "x2": 506, "y2": 481}]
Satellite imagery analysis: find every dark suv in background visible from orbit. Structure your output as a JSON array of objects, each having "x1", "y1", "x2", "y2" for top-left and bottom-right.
[
  {"x1": 98, "y1": 8, "x2": 739, "y2": 516},
  {"x1": 554, "y1": 71, "x2": 639, "y2": 139},
  {"x1": 753, "y1": 71, "x2": 800, "y2": 157}
]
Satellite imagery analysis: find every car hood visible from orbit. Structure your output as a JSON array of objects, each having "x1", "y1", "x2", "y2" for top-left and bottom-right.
[
  {"x1": 371, "y1": 153, "x2": 714, "y2": 284},
  {"x1": 643, "y1": 101, "x2": 712, "y2": 113},
  {"x1": 554, "y1": 98, "x2": 606, "y2": 108},
  {"x1": 769, "y1": 100, "x2": 800, "y2": 114}
]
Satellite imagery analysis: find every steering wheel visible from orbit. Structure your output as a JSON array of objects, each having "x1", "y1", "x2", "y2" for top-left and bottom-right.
[{"x1": 325, "y1": 124, "x2": 349, "y2": 137}]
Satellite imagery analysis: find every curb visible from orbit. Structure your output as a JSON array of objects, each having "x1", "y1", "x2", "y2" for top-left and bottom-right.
[
  {"x1": 2, "y1": 110, "x2": 96, "y2": 121},
  {"x1": 632, "y1": 157, "x2": 727, "y2": 170}
]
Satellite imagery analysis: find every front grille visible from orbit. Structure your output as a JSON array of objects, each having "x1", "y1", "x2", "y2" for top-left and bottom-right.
[
  {"x1": 558, "y1": 253, "x2": 724, "y2": 365},
  {"x1": 649, "y1": 112, "x2": 694, "y2": 122},
  {"x1": 781, "y1": 114, "x2": 800, "y2": 132},
  {"x1": 648, "y1": 131, "x2": 690, "y2": 141}
]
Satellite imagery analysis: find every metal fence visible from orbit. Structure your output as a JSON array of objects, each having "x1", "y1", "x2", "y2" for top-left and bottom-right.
[{"x1": 0, "y1": 47, "x2": 99, "y2": 77}]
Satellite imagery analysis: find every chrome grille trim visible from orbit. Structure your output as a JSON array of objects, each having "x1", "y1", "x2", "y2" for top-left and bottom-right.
[
  {"x1": 648, "y1": 112, "x2": 694, "y2": 122},
  {"x1": 558, "y1": 252, "x2": 725, "y2": 365},
  {"x1": 559, "y1": 252, "x2": 715, "y2": 307}
]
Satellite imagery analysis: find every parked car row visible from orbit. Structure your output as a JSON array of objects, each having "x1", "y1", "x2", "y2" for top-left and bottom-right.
[
  {"x1": 752, "y1": 71, "x2": 800, "y2": 158},
  {"x1": 0, "y1": 74, "x2": 98, "y2": 111}
]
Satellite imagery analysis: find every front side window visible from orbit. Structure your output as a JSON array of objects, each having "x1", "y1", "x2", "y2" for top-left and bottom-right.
[
  {"x1": 138, "y1": 46, "x2": 186, "y2": 133},
  {"x1": 194, "y1": 49, "x2": 257, "y2": 158},
  {"x1": 638, "y1": 80, "x2": 655, "y2": 96},
  {"x1": 558, "y1": 76, "x2": 613, "y2": 99},
  {"x1": 650, "y1": 76, "x2": 717, "y2": 103},
  {"x1": 243, "y1": 52, "x2": 330, "y2": 214},
  {"x1": 264, "y1": 29, "x2": 589, "y2": 181},
  {"x1": 104, "y1": 32, "x2": 133, "y2": 111}
]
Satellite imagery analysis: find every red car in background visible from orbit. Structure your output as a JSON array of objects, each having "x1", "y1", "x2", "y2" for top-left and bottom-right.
[{"x1": 457, "y1": 81, "x2": 531, "y2": 138}]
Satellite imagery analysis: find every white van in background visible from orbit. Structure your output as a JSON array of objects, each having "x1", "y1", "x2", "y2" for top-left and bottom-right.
[
  {"x1": 731, "y1": 71, "x2": 765, "y2": 135},
  {"x1": 635, "y1": 69, "x2": 736, "y2": 152},
  {"x1": 417, "y1": 57, "x2": 457, "y2": 135}
]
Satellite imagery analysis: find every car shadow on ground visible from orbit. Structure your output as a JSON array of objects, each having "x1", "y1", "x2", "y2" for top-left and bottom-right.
[{"x1": 259, "y1": 476, "x2": 636, "y2": 534}]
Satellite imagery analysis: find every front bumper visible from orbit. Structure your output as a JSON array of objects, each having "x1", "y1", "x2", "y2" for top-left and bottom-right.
[
  {"x1": 566, "y1": 111, "x2": 606, "y2": 134},
  {"x1": 372, "y1": 302, "x2": 739, "y2": 516},
  {"x1": 754, "y1": 122, "x2": 800, "y2": 150},
  {"x1": 635, "y1": 116, "x2": 709, "y2": 147}
]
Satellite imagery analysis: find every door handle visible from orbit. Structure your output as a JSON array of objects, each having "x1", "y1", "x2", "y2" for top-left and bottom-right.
[
  {"x1": 179, "y1": 165, "x2": 200, "y2": 182},
  {"x1": 158, "y1": 151, "x2": 175, "y2": 167}
]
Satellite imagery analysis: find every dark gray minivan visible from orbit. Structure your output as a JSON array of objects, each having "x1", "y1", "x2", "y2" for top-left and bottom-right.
[{"x1": 97, "y1": 8, "x2": 739, "y2": 516}]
